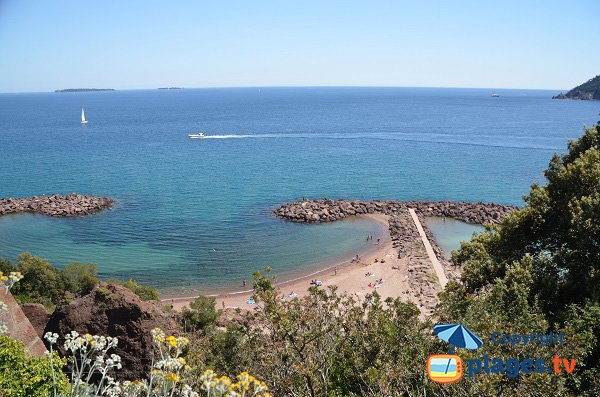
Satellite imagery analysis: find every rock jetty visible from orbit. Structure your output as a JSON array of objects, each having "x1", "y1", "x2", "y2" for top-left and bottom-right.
[
  {"x1": 0, "y1": 194, "x2": 113, "y2": 217},
  {"x1": 273, "y1": 199, "x2": 516, "y2": 225}
]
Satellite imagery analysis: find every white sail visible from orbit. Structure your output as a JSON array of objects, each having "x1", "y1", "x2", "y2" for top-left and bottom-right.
[{"x1": 81, "y1": 108, "x2": 88, "y2": 124}]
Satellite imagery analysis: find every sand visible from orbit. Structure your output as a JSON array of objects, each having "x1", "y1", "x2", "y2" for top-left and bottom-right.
[{"x1": 166, "y1": 213, "x2": 443, "y2": 316}]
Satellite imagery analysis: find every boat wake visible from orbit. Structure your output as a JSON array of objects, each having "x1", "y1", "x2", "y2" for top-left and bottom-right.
[
  {"x1": 191, "y1": 133, "x2": 560, "y2": 151},
  {"x1": 200, "y1": 134, "x2": 282, "y2": 139}
]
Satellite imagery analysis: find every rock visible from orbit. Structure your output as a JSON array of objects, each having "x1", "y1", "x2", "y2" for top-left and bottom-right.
[
  {"x1": 44, "y1": 283, "x2": 179, "y2": 381},
  {"x1": 0, "y1": 194, "x2": 113, "y2": 218},
  {"x1": 20, "y1": 303, "x2": 50, "y2": 339}
]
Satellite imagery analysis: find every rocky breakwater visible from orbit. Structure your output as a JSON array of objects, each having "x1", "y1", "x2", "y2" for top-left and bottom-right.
[
  {"x1": 273, "y1": 199, "x2": 517, "y2": 225},
  {"x1": 0, "y1": 194, "x2": 113, "y2": 217}
]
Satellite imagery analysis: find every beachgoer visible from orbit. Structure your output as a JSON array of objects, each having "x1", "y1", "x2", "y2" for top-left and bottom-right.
[
  {"x1": 377, "y1": 238, "x2": 380, "y2": 244},
  {"x1": 222, "y1": 301, "x2": 225, "y2": 309},
  {"x1": 334, "y1": 267, "x2": 337, "y2": 276},
  {"x1": 243, "y1": 279, "x2": 246, "y2": 287}
]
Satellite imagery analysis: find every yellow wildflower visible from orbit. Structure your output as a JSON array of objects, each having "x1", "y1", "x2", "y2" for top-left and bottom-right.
[{"x1": 165, "y1": 372, "x2": 180, "y2": 383}]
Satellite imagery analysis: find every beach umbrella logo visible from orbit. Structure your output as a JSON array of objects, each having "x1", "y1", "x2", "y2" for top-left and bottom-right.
[
  {"x1": 427, "y1": 323, "x2": 482, "y2": 384},
  {"x1": 434, "y1": 323, "x2": 483, "y2": 351}
]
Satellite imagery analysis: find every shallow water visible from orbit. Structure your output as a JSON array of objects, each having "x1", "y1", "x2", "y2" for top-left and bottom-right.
[{"x1": 424, "y1": 217, "x2": 485, "y2": 258}]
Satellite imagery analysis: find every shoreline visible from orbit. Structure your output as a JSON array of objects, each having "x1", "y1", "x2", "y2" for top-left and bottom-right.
[
  {"x1": 164, "y1": 200, "x2": 516, "y2": 314},
  {"x1": 162, "y1": 213, "x2": 391, "y2": 307}
]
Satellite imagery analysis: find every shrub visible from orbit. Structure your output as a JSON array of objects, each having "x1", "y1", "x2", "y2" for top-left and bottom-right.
[
  {"x1": 112, "y1": 279, "x2": 160, "y2": 301},
  {"x1": 0, "y1": 336, "x2": 68, "y2": 397},
  {"x1": 181, "y1": 296, "x2": 218, "y2": 332},
  {"x1": 63, "y1": 263, "x2": 99, "y2": 294}
]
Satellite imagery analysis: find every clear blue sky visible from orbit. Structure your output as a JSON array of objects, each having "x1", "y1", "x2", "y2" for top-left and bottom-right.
[{"x1": 0, "y1": 0, "x2": 598, "y2": 92}]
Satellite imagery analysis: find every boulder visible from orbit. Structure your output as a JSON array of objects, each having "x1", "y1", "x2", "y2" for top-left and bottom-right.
[
  {"x1": 20, "y1": 303, "x2": 50, "y2": 339},
  {"x1": 44, "y1": 283, "x2": 179, "y2": 381}
]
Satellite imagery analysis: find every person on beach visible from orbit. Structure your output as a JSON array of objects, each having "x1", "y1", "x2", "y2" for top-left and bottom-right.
[
  {"x1": 334, "y1": 267, "x2": 337, "y2": 276},
  {"x1": 222, "y1": 301, "x2": 225, "y2": 309},
  {"x1": 377, "y1": 238, "x2": 380, "y2": 244},
  {"x1": 242, "y1": 279, "x2": 246, "y2": 287}
]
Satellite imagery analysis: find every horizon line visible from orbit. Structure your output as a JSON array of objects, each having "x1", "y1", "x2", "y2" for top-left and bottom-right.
[{"x1": 0, "y1": 84, "x2": 569, "y2": 95}]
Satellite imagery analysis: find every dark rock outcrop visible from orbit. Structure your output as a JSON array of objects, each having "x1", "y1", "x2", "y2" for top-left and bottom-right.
[
  {"x1": 274, "y1": 199, "x2": 516, "y2": 225},
  {"x1": 0, "y1": 194, "x2": 113, "y2": 217},
  {"x1": 20, "y1": 303, "x2": 50, "y2": 339},
  {"x1": 44, "y1": 283, "x2": 179, "y2": 381}
]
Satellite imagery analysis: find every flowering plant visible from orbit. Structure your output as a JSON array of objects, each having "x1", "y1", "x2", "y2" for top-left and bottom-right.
[{"x1": 44, "y1": 328, "x2": 271, "y2": 397}]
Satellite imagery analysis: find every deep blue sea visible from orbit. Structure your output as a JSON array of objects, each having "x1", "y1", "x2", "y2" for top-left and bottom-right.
[{"x1": 0, "y1": 87, "x2": 598, "y2": 294}]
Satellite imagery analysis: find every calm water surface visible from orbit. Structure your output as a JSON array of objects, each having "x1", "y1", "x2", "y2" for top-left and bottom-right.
[{"x1": 0, "y1": 87, "x2": 597, "y2": 293}]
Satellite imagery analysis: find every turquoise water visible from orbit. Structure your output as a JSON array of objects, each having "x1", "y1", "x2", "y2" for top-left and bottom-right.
[
  {"x1": 425, "y1": 217, "x2": 485, "y2": 258},
  {"x1": 0, "y1": 87, "x2": 598, "y2": 293}
]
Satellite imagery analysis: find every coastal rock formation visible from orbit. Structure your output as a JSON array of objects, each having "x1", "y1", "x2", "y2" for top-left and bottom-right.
[
  {"x1": 0, "y1": 194, "x2": 113, "y2": 217},
  {"x1": 553, "y1": 75, "x2": 600, "y2": 100},
  {"x1": 274, "y1": 199, "x2": 516, "y2": 225},
  {"x1": 44, "y1": 283, "x2": 179, "y2": 381},
  {"x1": 20, "y1": 303, "x2": 50, "y2": 339}
]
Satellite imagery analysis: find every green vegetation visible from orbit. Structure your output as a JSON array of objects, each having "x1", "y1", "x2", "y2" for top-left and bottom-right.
[
  {"x1": 554, "y1": 75, "x2": 600, "y2": 100},
  {"x1": 0, "y1": 254, "x2": 99, "y2": 307},
  {"x1": 0, "y1": 336, "x2": 68, "y2": 397},
  {"x1": 181, "y1": 295, "x2": 218, "y2": 332},
  {"x1": 0, "y1": 254, "x2": 160, "y2": 308},
  {"x1": 441, "y1": 122, "x2": 600, "y2": 394},
  {"x1": 110, "y1": 278, "x2": 161, "y2": 301}
]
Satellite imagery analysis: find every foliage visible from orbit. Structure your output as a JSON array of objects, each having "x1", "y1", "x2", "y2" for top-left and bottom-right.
[
  {"x1": 188, "y1": 273, "x2": 438, "y2": 397},
  {"x1": 63, "y1": 263, "x2": 99, "y2": 295},
  {"x1": 0, "y1": 335, "x2": 68, "y2": 397},
  {"x1": 5, "y1": 253, "x2": 71, "y2": 308},
  {"x1": 0, "y1": 253, "x2": 102, "y2": 309},
  {"x1": 0, "y1": 253, "x2": 160, "y2": 308},
  {"x1": 181, "y1": 296, "x2": 218, "y2": 332},
  {"x1": 40, "y1": 328, "x2": 270, "y2": 397},
  {"x1": 111, "y1": 279, "x2": 160, "y2": 301},
  {"x1": 443, "y1": 123, "x2": 600, "y2": 395}
]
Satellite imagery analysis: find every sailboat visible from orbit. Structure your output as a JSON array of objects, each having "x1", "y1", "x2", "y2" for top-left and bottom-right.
[{"x1": 81, "y1": 108, "x2": 88, "y2": 124}]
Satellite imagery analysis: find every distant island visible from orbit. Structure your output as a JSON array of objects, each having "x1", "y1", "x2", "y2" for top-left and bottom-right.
[
  {"x1": 553, "y1": 75, "x2": 600, "y2": 100},
  {"x1": 54, "y1": 88, "x2": 115, "y2": 93},
  {"x1": 158, "y1": 87, "x2": 184, "y2": 90}
]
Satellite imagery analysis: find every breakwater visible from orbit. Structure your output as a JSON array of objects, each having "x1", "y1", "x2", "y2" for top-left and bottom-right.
[
  {"x1": 274, "y1": 199, "x2": 517, "y2": 316},
  {"x1": 274, "y1": 199, "x2": 516, "y2": 225},
  {"x1": 0, "y1": 194, "x2": 113, "y2": 217}
]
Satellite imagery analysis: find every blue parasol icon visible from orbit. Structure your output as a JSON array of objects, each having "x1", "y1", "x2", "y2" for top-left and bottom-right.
[{"x1": 434, "y1": 323, "x2": 483, "y2": 350}]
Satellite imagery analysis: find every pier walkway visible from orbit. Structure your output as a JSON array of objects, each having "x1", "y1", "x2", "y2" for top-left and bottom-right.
[{"x1": 408, "y1": 208, "x2": 448, "y2": 288}]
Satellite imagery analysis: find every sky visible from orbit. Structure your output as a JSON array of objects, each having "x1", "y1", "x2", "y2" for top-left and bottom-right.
[{"x1": 0, "y1": 0, "x2": 598, "y2": 92}]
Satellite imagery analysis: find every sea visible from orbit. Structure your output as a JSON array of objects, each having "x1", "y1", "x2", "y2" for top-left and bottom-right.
[{"x1": 0, "y1": 87, "x2": 598, "y2": 294}]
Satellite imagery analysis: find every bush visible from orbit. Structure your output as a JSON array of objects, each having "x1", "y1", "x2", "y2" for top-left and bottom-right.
[
  {"x1": 181, "y1": 296, "x2": 218, "y2": 332},
  {"x1": 0, "y1": 336, "x2": 68, "y2": 397},
  {"x1": 63, "y1": 263, "x2": 99, "y2": 294},
  {"x1": 113, "y1": 279, "x2": 160, "y2": 301},
  {"x1": 7, "y1": 253, "x2": 70, "y2": 308}
]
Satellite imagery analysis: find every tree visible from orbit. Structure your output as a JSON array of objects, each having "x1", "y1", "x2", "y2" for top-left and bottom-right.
[
  {"x1": 445, "y1": 123, "x2": 600, "y2": 395},
  {"x1": 181, "y1": 295, "x2": 218, "y2": 332}
]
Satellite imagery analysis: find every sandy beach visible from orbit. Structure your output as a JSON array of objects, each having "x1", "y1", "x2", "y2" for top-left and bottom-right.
[{"x1": 166, "y1": 212, "x2": 444, "y2": 315}]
